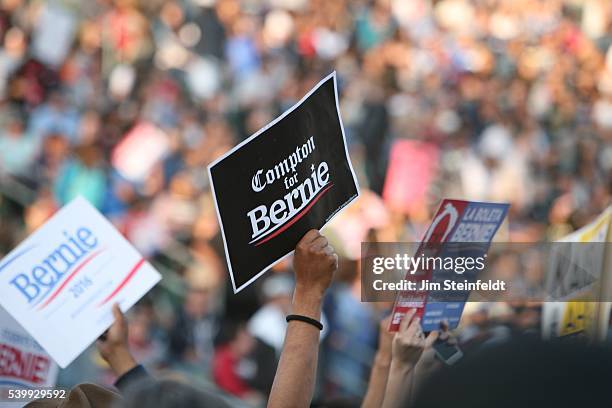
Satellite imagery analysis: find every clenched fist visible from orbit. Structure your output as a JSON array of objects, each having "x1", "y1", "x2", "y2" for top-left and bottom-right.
[{"x1": 293, "y1": 229, "x2": 338, "y2": 299}]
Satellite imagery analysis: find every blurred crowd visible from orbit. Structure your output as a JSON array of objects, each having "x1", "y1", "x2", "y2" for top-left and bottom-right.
[{"x1": 0, "y1": 0, "x2": 611, "y2": 405}]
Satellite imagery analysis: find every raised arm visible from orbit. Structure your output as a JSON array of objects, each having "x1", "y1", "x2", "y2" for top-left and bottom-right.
[
  {"x1": 267, "y1": 230, "x2": 338, "y2": 408},
  {"x1": 97, "y1": 304, "x2": 149, "y2": 392},
  {"x1": 362, "y1": 315, "x2": 394, "y2": 408},
  {"x1": 382, "y1": 310, "x2": 438, "y2": 408},
  {"x1": 97, "y1": 304, "x2": 138, "y2": 377}
]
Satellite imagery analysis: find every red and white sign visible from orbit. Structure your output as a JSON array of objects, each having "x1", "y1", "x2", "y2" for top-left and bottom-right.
[{"x1": 0, "y1": 307, "x2": 58, "y2": 406}]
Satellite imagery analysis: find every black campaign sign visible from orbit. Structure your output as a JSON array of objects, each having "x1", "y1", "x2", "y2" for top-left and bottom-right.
[{"x1": 208, "y1": 72, "x2": 359, "y2": 293}]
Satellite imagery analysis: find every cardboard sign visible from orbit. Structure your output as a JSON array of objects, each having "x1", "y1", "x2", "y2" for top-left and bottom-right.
[
  {"x1": 208, "y1": 72, "x2": 359, "y2": 293},
  {"x1": 0, "y1": 307, "x2": 59, "y2": 406},
  {"x1": 389, "y1": 199, "x2": 509, "y2": 332},
  {"x1": 0, "y1": 197, "x2": 161, "y2": 368},
  {"x1": 542, "y1": 206, "x2": 610, "y2": 339}
]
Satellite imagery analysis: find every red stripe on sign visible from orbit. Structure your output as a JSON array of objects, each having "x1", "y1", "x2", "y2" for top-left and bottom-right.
[
  {"x1": 254, "y1": 184, "x2": 333, "y2": 247},
  {"x1": 97, "y1": 258, "x2": 146, "y2": 306},
  {"x1": 38, "y1": 249, "x2": 106, "y2": 310}
]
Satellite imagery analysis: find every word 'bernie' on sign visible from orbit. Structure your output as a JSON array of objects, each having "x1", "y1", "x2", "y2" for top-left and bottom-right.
[
  {"x1": 0, "y1": 342, "x2": 52, "y2": 384},
  {"x1": 208, "y1": 71, "x2": 359, "y2": 293},
  {"x1": 248, "y1": 161, "x2": 330, "y2": 243},
  {"x1": 10, "y1": 228, "x2": 99, "y2": 304}
]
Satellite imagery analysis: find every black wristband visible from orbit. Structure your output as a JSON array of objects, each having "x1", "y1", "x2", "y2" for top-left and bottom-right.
[{"x1": 286, "y1": 314, "x2": 323, "y2": 331}]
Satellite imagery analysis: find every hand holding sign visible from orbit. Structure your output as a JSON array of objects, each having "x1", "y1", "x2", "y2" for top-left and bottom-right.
[
  {"x1": 289, "y1": 230, "x2": 338, "y2": 325},
  {"x1": 392, "y1": 309, "x2": 438, "y2": 368},
  {"x1": 0, "y1": 197, "x2": 161, "y2": 367},
  {"x1": 294, "y1": 230, "x2": 338, "y2": 299},
  {"x1": 96, "y1": 304, "x2": 137, "y2": 378}
]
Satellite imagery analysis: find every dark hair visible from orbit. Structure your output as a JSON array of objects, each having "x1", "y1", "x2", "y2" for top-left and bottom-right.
[
  {"x1": 411, "y1": 336, "x2": 612, "y2": 408},
  {"x1": 119, "y1": 378, "x2": 232, "y2": 408},
  {"x1": 214, "y1": 320, "x2": 246, "y2": 347}
]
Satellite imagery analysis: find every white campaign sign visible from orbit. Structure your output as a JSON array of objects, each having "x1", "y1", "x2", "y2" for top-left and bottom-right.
[
  {"x1": 0, "y1": 306, "x2": 59, "y2": 407},
  {"x1": 0, "y1": 197, "x2": 161, "y2": 368}
]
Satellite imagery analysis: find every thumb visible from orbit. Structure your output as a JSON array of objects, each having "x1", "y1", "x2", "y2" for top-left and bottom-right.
[
  {"x1": 399, "y1": 308, "x2": 416, "y2": 333},
  {"x1": 112, "y1": 303, "x2": 125, "y2": 326}
]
